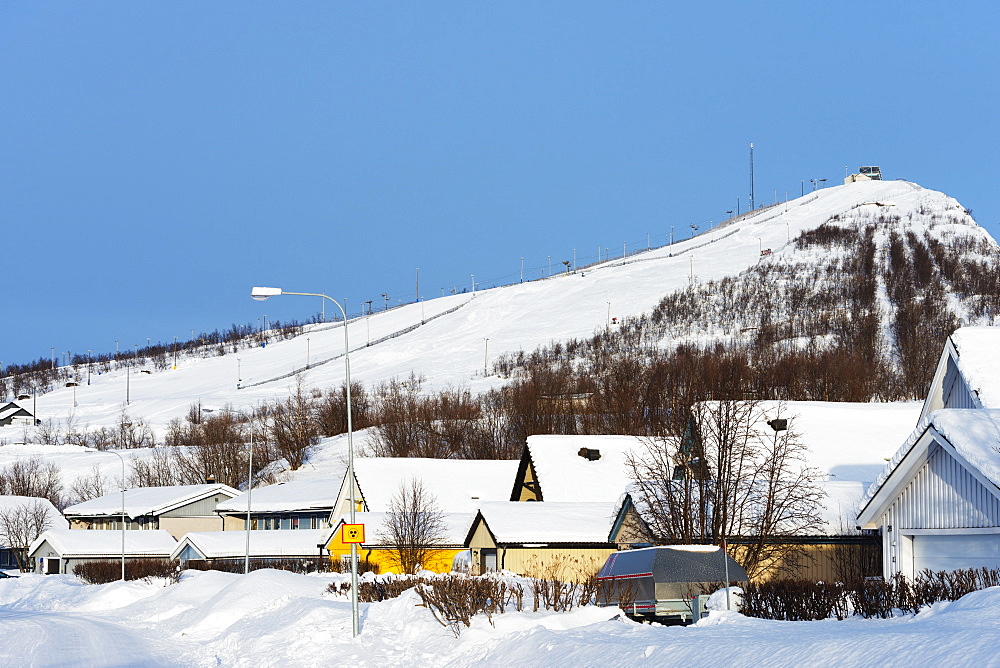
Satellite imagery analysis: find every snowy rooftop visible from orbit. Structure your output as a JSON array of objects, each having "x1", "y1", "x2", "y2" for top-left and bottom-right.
[
  {"x1": 330, "y1": 512, "x2": 476, "y2": 546},
  {"x1": 751, "y1": 401, "x2": 921, "y2": 482},
  {"x1": 217, "y1": 479, "x2": 339, "y2": 514},
  {"x1": 950, "y1": 327, "x2": 1000, "y2": 408},
  {"x1": 351, "y1": 458, "x2": 520, "y2": 512},
  {"x1": 0, "y1": 496, "x2": 68, "y2": 537},
  {"x1": 476, "y1": 501, "x2": 618, "y2": 543},
  {"x1": 526, "y1": 435, "x2": 644, "y2": 503},
  {"x1": 63, "y1": 484, "x2": 240, "y2": 519},
  {"x1": 863, "y1": 409, "x2": 1000, "y2": 507},
  {"x1": 171, "y1": 529, "x2": 330, "y2": 560},
  {"x1": 29, "y1": 529, "x2": 177, "y2": 557}
]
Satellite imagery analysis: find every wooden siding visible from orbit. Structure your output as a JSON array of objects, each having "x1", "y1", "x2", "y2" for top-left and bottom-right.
[
  {"x1": 160, "y1": 516, "x2": 226, "y2": 539},
  {"x1": 160, "y1": 494, "x2": 231, "y2": 518},
  {"x1": 494, "y1": 547, "x2": 614, "y2": 582}
]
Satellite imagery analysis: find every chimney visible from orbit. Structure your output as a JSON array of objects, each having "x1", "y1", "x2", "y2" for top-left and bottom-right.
[
  {"x1": 577, "y1": 447, "x2": 601, "y2": 461},
  {"x1": 205, "y1": 474, "x2": 216, "y2": 484}
]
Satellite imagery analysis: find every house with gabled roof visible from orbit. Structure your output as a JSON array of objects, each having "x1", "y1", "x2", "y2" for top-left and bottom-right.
[
  {"x1": 28, "y1": 529, "x2": 176, "y2": 575},
  {"x1": 216, "y1": 479, "x2": 337, "y2": 532},
  {"x1": 0, "y1": 402, "x2": 34, "y2": 427},
  {"x1": 857, "y1": 409, "x2": 1000, "y2": 578},
  {"x1": 63, "y1": 484, "x2": 239, "y2": 540},
  {"x1": 171, "y1": 528, "x2": 330, "y2": 568},
  {"x1": 326, "y1": 511, "x2": 475, "y2": 574},
  {"x1": 331, "y1": 457, "x2": 519, "y2": 518},
  {"x1": 509, "y1": 435, "x2": 643, "y2": 503},
  {"x1": 465, "y1": 501, "x2": 618, "y2": 581}
]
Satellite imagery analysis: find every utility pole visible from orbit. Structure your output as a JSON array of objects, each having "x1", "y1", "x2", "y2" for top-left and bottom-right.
[
  {"x1": 415, "y1": 268, "x2": 419, "y2": 302},
  {"x1": 749, "y1": 142, "x2": 755, "y2": 211}
]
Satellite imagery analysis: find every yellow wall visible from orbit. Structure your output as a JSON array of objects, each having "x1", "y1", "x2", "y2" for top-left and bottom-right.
[{"x1": 326, "y1": 532, "x2": 463, "y2": 575}]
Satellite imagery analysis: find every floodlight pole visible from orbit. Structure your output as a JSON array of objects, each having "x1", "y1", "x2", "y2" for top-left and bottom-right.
[{"x1": 251, "y1": 287, "x2": 358, "y2": 637}]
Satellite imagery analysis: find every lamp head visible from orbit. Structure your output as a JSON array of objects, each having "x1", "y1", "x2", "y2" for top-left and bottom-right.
[{"x1": 251, "y1": 286, "x2": 282, "y2": 301}]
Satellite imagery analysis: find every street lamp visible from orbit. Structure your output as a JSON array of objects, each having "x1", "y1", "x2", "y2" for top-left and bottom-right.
[
  {"x1": 106, "y1": 450, "x2": 127, "y2": 582},
  {"x1": 203, "y1": 407, "x2": 254, "y2": 575},
  {"x1": 251, "y1": 286, "x2": 359, "y2": 637}
]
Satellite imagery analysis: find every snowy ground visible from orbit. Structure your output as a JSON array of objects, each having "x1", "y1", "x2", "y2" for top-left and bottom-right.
[{"x1": 0, "y1": 569, "x2": 998, "y2": 667}]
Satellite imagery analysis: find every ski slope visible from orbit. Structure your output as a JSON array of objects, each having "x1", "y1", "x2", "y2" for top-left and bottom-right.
[{"x1": 9, "y1": 179, "x2": 958, "y2": 440}]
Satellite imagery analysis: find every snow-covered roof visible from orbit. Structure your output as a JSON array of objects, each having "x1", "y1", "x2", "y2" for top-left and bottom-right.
[
  {"x1": 474, "y1": 501, "x2": 618, "y2": 544},
  {"x1": 170, "y1": 529, "x2": 330, "y2": 560},
  {"x1": 63, "y1": 484, "x2": 240, "y2": 519},
  {"x1": 216, "y1": 479, "x2": 339, "y2": 514},
  {"x1": 349, "y1": 458, "x2": 520, "y2": 513},
  {"x1": 29, "y1": 529, "x2": 176, "y2": 557},
  {"x1": 0, "y1": 403, "x2": 31, "y2": 420},
  {"x1": 752, "y1": 401, "x2": 921, "y2": 482},
  {"x1": 861, "y1": 409, "x2": 1000, "y2": 516},
  {"x1": 330, "y1": 511, "x2": 475, "y2": 546},
  {"x1": 0, "y1": 496, "x2": 68, "y2": 535},
  {"x1": 950, "y1": 327, "x2": 1000, "y2": 408},
  {"x1": 524, "y1": 435, "x2": 644, "y2": 503}
]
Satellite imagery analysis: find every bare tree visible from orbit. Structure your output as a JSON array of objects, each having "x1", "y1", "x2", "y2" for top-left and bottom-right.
[
  {"x1": 68, "y1": 464, "x2": 111, "y2": 504},
  {"x1": 0, "y1": 457, "x2": 64, "y2": 510},
  {"x1": 171, "y1": 408, "x2": 275, "y2": 488},
  {"x1": 129, "y1": 448, "x2": 180, "y2": 487},
  {"x1": 626, "y1": 400, "x2": 825, "y2": 580},
  {"x1": 380, "y1": 478, "x2": 447, "y2": 574},
  {"x1": 266, "y1": 380, "x2": 320, "y2": 470},
  {"x1": 0, "y1": 500, "x2": 54, "y2": 571}
]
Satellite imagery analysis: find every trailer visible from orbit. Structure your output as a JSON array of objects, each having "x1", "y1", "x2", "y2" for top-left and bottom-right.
[{"x1": 596, "y1": 545, "x2": 748, "y2": 624}]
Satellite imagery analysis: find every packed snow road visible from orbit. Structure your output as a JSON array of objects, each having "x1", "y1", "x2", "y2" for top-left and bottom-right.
[
  {"x1": 1, "y1": 570, "x2": 999, "y2": 667},
  {"x1": 0, "y1": 608, "x2": 178, "y2": 667}
]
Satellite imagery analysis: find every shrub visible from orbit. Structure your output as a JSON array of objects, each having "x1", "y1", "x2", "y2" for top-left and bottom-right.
[
  {"x1": 742, "y1": 567, "x2": 1000, "y2": 621},
  {"x1": 73, "y1": 558, "x2": 179, "y2": 584}
]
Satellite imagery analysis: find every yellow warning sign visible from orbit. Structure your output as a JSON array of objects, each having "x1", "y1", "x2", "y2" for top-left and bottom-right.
[{"x1": 342, "y1": 523, "x2": 365, "y2": 544}]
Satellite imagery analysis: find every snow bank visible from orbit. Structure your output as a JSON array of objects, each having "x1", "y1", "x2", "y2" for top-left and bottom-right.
[{"x1": 2, "y1": 569, "x2": 1000, "y2": 666}]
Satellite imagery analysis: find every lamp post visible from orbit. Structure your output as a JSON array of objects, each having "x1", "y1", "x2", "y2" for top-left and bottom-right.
[
  {"x1": 251, "y1": 286, "x2": 359, "y2": 637},
  {"x1": 107, "y1": 450, "x2": 127, "y2": 582},
  {"x1": 203, "y1": 407, "x2": 254, "y2": 575}
]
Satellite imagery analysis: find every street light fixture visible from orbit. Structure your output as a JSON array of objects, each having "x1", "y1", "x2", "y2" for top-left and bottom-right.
[{"x1": 251, "y1": 286, "x2": 359, "y2": 637}]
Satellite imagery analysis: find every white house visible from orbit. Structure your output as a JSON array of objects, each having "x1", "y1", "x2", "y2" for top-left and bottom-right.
[
  {"x1": 28, "y1": 529, "x2": 176, "y2": 575},
  {"x1": 857, "y1": 409, "x2": 1000, "y2": 578},
  {"x1": 170, "y1": 528, "x2": 330, "y2": 566}
]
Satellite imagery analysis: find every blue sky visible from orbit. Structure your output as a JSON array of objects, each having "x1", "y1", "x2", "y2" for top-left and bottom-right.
[{"x1": 2, "y1": 2, "x2": 998, "y2": 368}]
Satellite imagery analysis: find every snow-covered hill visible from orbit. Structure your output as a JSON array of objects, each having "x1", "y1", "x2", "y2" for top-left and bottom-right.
[
  {"x1": 1, "y1": 179, "x2": 994, "y2": 491},
  {"x1": 9, "y1": 180, "x2": 967, "y2": 431}
]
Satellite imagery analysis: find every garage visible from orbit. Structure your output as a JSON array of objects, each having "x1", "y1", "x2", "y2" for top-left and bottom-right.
[{"x1": 911, "y1": 534, "x2": 1000, "y2": 573}]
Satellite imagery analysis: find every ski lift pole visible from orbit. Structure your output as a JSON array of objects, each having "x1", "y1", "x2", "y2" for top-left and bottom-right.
[{"x1": 722, "y1": 537, "x2": 731, "y2": 611}]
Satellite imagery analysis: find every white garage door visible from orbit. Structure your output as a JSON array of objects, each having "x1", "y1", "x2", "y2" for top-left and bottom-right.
[{"x1": 912, "y1": 534, "x2": 1000, "y2": 573}]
